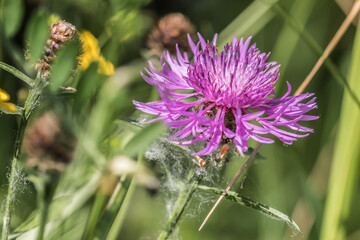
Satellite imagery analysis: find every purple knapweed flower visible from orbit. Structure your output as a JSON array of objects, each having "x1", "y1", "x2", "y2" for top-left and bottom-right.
[{"x1": 133, "y1": 34, "x2": 318, "y2": 156}]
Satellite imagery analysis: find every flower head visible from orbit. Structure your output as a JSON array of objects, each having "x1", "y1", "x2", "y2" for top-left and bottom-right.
[
  {"x1": 0, "y1": 88, "x2": 16, "y2": 113},
  {"x1": 133, "y1": 34, "x2": 318, "y2": 156}
]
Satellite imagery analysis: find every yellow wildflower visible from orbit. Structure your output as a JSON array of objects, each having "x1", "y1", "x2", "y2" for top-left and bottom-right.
[
  {"x1": 0, "y1": 88, "x2": 16, "y2": 112},
  {"x1": 78, "y1": 31, "x2": 115, "y2": 76}
]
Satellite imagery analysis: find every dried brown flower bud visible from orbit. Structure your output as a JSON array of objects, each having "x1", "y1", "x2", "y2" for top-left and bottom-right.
[
  {"x1": 24, "y1": 111, "x2": 76, "y2": 172},
  {"x1": 35, "y1": 20, "x2": 77, "y2": 78},
  {"x1": 147, "y1": 13, "x2": 195, "y2": 57}
]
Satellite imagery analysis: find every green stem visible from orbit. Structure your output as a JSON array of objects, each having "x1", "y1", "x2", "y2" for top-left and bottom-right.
[
  {"x1": 35, "y1": 175, "x2": 52, "y2": 240},
  {"x1": 1, "y1": 75, "x2": 46, "y2": 240},
  {"x1": 104, "y1": 179, "x2": 136, "y2": 240},
  {"x1": 81, "y1": 191, "x2": 109, "y2": 240},
  {"x1": 104, "y1": 152, "x2": 145, "y2": 240},
  {"x1": 94, "y1": 177, "x2": 131, "y2": 240},
  {"x1": 157, "y1": 165, "x2": 199, "y2": 240},
  {"x1": 36, "y1": 194, "x2": 48, "y2": 240},
  {"x1": 1, "y1": 117, "x2": 27, "y2": 240}
]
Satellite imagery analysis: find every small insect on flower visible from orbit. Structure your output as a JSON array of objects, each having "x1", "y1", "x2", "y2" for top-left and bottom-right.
[
  {"x1": 219, "y1": 145, "x2": 230, "y2": 160},
  {"x1": 133, "y1": 34, "x2": 318, "y2": 157},
  {"x1": 195, "y1": 155, "x2": 207, "y2": 167}
]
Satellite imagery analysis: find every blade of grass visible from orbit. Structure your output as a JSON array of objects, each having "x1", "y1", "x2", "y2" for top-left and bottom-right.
[
  {"x1": 271, "y1": 0, "x2": 316, "y2": 72},
  {"x1": 218, "y1": 0, "x2": 278, "y2": 47},
  {"x1": 319, "y1": 16, "x2": 360, "y2": 240},
  {"x1": 103, "y1": 177, "x2": 135, "y2": 240},
  {"x1": 81, "y1": 191, "x2": 110, "y2": 240},
  {"x1": 92, "y1": 178, "x2": 131, "y2": 240}
]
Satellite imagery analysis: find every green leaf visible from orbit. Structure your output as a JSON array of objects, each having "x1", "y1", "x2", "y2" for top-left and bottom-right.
[
  {"x1": 0, "y1": 105, "x2": 22, "y2": 115},
  {"x1": 49, "y1": 40, "x2": 80, "y2": 92},
  {"x1": 2, "y1": 0, "x2": 24, "y2": 37},
  {"x1": 24, "y1": 9, "x2": 49, "y2": 64},
  {"x1": 0, "y1": 61, "x2": 34, "y2": 86},
  {"x1": 197, "y1": 185, "x2": 301, "y2": 233}
]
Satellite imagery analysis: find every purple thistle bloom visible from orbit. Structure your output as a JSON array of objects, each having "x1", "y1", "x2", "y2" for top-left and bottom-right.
[{"x1": 134, "y1": 34, "x2": 318, "y2": 156}]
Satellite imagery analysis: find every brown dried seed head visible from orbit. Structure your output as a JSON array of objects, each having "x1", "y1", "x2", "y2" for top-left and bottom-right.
[
  {"x1": 24, "y1": 111, "x2": 76, "y2": 172},
  {"x1": 148, "y1": 13, "x2": 195, "y2": 57},
  {"x1": 35, "y1": 20, "x2": 77, "y2": 77},
  {"x1": 51, "y1": 20, "x2": 76, "y2": 43}
]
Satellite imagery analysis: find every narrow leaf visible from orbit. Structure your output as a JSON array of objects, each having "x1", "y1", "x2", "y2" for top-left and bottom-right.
[
  {"x1": 197, "y1": 185, "x2": 301, "y2": 233},
  {"x1": 0, "y1": 61, "x2": 34, "y2": 86}
]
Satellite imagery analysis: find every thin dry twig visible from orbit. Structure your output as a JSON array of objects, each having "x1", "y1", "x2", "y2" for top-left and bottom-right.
[
  {"x1": 295, "y1": 0, "x2": 360, "y2": 96},
  {"x1": 198, "y1": 143, "x2": 262, "y2": 231}
]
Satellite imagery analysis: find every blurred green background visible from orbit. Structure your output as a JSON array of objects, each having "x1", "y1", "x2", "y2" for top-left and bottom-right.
[{"x1": 1, "y1": 0, "x2": 360, "y2": 239}]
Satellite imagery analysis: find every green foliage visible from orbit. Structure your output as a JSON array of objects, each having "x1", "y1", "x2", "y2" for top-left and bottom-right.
[
  {"x1": 1, "y1": 0, "x2": 24, "y2": 37},
  {"x1": 105, "y1": 10, "x2": 152, "y2": 43},
  {"x1": 0, "y1": 0, "x2": 360, "y2": 240},
  {"x1": 24, "y1": 10, "x2": 49, "y2": 65},
  {"x1": 49, "y1": 40, "x2": 80, "y2": 92},
  {"x1": 320, "y1": 17, "x2": 360, "y2": 240}
]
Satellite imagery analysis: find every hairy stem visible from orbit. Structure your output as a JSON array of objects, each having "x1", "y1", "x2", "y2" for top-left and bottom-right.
[
  {"x1": 1, "y1": 117, "x2": 27, "y2": 240},
  {"x1": 157, "y1": 165, "x2": 199, "y2": 240},
  {"x1": 1, "y1": 75, "x2": 46, "y2": 240}
]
